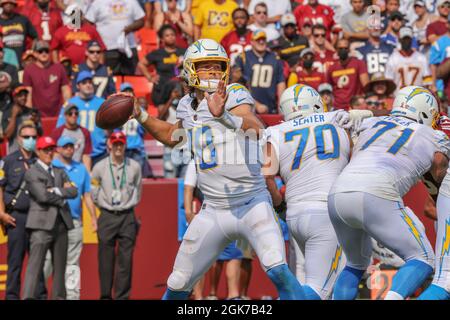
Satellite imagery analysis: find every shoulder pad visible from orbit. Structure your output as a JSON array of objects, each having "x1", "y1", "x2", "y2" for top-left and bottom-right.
[{"x1": 225, "y1": 83, "x2": 254, "y2": 111}]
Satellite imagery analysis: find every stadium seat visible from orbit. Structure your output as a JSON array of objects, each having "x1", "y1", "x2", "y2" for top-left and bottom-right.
[
  {"x1": 148, "y1": 158, "x2": 164, "y2": 178},
  {"x1": 122, "y1": 76, "x2": 153, "y2": 101},
  {"x1": 145, "y1": 139, "x2": 164, "y2": 157},
  {"x1": 135, "y1": 28, "x2": 159, "y2": 61}
]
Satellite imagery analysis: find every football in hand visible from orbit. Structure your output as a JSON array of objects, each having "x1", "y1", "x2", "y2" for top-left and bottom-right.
[{"x1": 95, "y1": 94, "x2": 134, "y2": 130}]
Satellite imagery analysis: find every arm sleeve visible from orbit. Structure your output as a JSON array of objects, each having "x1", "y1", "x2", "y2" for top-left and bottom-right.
[
  {"x1": 82, "y1": 127, "x2": 93, "y2": 155},
  {"x1": 194, "y1": 6, "x2": 204, "y2": 26},
  {"x1": 22, "y1": 67, "x2": 32, "y2": 86},
  {"x1": 90, "y1": 164, "x2": 101, "y2": 203},
  {"x1": 275, "y1": 59, "x2": 285, "y2": 84},
  {"x1": 434, "y1": 130, "x2": 450, "y2": 158},
  {"x1": 25, "y1": 170, "x2": 64, "y2": 206},
  {"x1": 106, "y1": 75, "x2": 116, "y2": 96},
  {"x1": 184, "y1": 160, "x2": 197, "y2": 187},
  {"x1": 84, "y1": 3, "x2": 97, "y2": 24},
  {"x1": 429, "y1": 41, "x2": 443, "y2": 65},
  {"x1": 26, "y1": 17, "x2": 38, "y2": 39},
  {"x1": 60, "y1": 64, "x2": 70, "y2": 86},
  {"x1": 60, "y1": 170, "x2": 78, "y2": 199},
  {"x1": 225, "y1": 84, "x2": 255, "y2": 110},
  {"x1": 56, "y1": 104, "x2": 66, "y2": 127},
  {"x1": 132, "y1": 0, "x2": 146, "y2": 20}
]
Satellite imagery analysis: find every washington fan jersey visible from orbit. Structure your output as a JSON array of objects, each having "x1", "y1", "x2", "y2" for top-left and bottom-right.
[
  {"x1": 220, "y1": 30, "x2": 252, "y2": 65},
  {"x1": 385, "y1": 50, "x2": 432, "y2": 91},
  {"x1": 331, "y1": 116, "x2": 450, "y2": 201},
  {"x1": 265, "y1": 111, "x2": 351, "y2": 206},
  {"x1": 176, "y1": 83, "x2": 266, "y2": 208}
]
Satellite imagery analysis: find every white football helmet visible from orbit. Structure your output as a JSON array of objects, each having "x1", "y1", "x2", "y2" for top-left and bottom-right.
[
  {"x1": 391, "y1": 86, "x2": 439, "y2": 128},
  {"x1": 183, "y1": 39, "x2": 230, "y2": 92},
  {"x1": 280, "y1": 84, "x2": 326, "y2": 121}
]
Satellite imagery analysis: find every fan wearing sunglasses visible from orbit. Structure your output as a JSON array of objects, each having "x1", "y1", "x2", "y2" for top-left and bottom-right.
[
  {"x1": 52, "y1": 102, "x2": 93, "y2": 172},
  {"x1": 23, "y1": 40, "x2": 72, "y2": 117}
]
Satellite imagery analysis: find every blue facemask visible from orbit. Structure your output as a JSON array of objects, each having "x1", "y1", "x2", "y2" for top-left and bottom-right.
[{"x1": 22, "y1": 137, "x2": 36, "y2": 152}]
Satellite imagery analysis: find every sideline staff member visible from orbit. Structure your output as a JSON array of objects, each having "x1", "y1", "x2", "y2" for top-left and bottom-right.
[{"x1": 91, "y1": 131, "x2": 142, "y2": 300}]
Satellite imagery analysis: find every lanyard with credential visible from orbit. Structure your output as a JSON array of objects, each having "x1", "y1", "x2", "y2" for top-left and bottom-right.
[{"x1": 109, "y1": 158, "x2": 127, "y2": 190}]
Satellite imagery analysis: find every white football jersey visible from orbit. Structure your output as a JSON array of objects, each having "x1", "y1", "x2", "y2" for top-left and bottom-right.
[
  {"x1": 331, "y1": 116, "x2": 450, "y2": 201},
  {"x1": 176, "y1": 83, "x2": 266, "y2": 208},
  {"x1": 439, "y1": 167, "x2": 450, "y2": 198},
  {"x1": 385, "y1": 50, "x2": 432, "y2": 92},
  {"x1": 266, "y1": 111, "x2": 351, "y2": 206}
]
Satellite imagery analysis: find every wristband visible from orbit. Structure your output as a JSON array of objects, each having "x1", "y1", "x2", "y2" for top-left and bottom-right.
[
  {"x1": 136, "y1": 109, "x2": 149, "y2": 124},
  {"x1": 216, "y1": 110, "x2": 243, "y2": 130}
]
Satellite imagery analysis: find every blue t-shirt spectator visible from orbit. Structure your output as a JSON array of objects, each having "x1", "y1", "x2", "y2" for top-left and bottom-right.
[
  {"x1": 52, "y1": 158, "x2": 91, "y2": 220},
  {"x1": 429, "y1": 35, "x2": 450, "y2": 92}
]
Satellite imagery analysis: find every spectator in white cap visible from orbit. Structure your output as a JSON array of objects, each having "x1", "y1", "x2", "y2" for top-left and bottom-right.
[
  {"x1": 318, "y1": 83, "x2": 334, "y2": 110},
  {"x1": 247, "y1": 2, "x2": 280, "y2": 42},
  {"x1": 287, "y1": 47, "x2": 324, "y2": 90},
  {"x1": 426, "y1": 0, "x2": 450, "y2": 45},
  {"x1": 412, "y1": 0, "x2": 438, "y2": 50},
  {"x1": 385, "y1": 26, "x2": 433, "y2": 93},
  {"x1": 268, "y1": 13, "x2": 309, "y2": 68}
]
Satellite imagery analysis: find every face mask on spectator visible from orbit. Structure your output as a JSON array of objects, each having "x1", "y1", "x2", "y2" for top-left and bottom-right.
[
  {"x1": 22, "y1": 137, "x2": 36, "y2": 152},
  {"x1": 400, "y1": 38, "x2": 412, "y2": 51},
  {"x1": 338, "y1": 49, "x2": 349, "y2": 60},
  {"x1": 303, "y1": 59, "x2": 314, "y2": 69}
]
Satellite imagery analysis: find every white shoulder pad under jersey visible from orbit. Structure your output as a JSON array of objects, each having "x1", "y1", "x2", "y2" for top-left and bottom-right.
[
  {"x1": 266, "y1": 111, "x2": 351, "y2": 205},
  {"x1": 175, "y1": 86, "x2": 265, "y2": 208},
  {"x1": 225, "y1": 83, "x2": 255, "y2": 111},
  {"x1": 331, "y1": 116, "x2": 450, "y2": 201}
]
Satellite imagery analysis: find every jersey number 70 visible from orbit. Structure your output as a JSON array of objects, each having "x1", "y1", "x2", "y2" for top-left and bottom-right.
[{"x1": 285, "y1": 124, "x2": 340, "y2": 171}]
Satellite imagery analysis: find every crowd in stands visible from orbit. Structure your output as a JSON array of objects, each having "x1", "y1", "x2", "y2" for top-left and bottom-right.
[
  {"x1": 0, "y1": 0, "x2": 449, "y2": 300},
  {"x1": 0, "y1": 0, "x2": 449, "y2": 177}
]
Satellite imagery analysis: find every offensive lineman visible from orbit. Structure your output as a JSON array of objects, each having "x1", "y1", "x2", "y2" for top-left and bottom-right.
[
  {"x1": 419, "y1": 116, "x2": 450, "y2": 300},
  {"x1": 263, "y1": 84, "x2": 349, "y2": 300},
  {"x1": 328, "y1": 86, "x2": 450, "y2": 300},
  {"x1": 131, "y1": 39, "x2": 305, "y2": 300}
]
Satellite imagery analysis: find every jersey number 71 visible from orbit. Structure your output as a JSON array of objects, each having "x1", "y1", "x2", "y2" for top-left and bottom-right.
[{"x1": 360, "y1": 121, "x2": 415, "y2": 154}]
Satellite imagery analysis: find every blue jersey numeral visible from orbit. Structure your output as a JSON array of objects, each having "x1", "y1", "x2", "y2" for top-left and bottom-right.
[
  {"x1": 188, "y1": 126, "x2": 217, "y2": 170},
  {"x1": 285, "y1": 124, "x2": 339, "y2": 171},
  {"x1": 361, "y1": 121, "x2": 415, "y2": 154}
]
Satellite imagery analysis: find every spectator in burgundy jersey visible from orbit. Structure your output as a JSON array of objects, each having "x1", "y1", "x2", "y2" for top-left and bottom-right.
[
  {"x1": 311, "y1": 24, "x2": 336, "y2": 74},
  {"x1": 23, "y1": 40, "x2": 72, "y2": 117},
  {"x1": 20, "y1": 0, "x2": 63, "y2": 42},
  {"x1": 363, "y1": 71, "x2": 396, "y2": 107},
  {"x1": 153, "y1": 0, "x2": 193, "y2": 48},
  {"x1": 0, "y1": 0, "x2": 38, "y2": 60},
  {"x1": 326, "y1": 38, "x2": 369, "y2": 110},
  {"x1": 221, "y1": 8, "x2": 252, "y2": 65},
  {"x1": 426, "y1": 0, "x2": 450, "y2": 45},
  {"x1": 288, "y1": 48, "x2": 324, "y2": 90},
  {"x1": 51, "y1": 4, "x2": 106, "y2": 65},
  {"x1": 51, "y1": 103, "x2": 92, "y2": 171}
]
